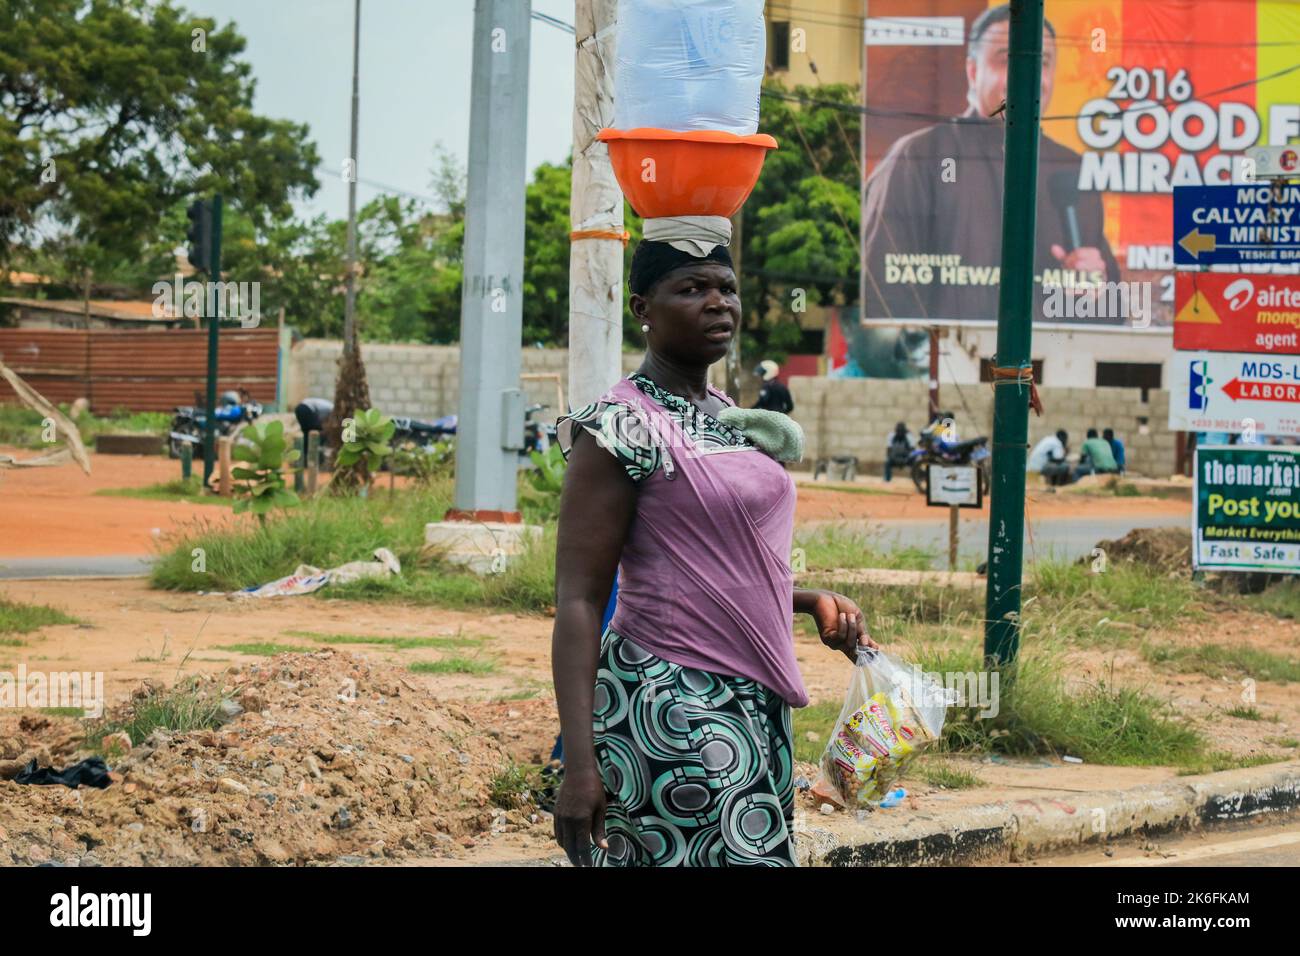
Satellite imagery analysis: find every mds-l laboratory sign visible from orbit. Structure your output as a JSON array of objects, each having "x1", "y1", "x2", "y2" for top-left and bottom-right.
[
  {"x1": 1173, "y1": 184, "x2": 1300, "y2": 266},
  {"x1": 1195, "y1": 445, "x2": 1300, "y2": 573},
  {"x1": 1169, "y1": 352, "x2": 1300, "y2": 437}
]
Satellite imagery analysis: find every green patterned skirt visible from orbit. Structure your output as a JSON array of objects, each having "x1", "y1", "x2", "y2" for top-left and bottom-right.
[{"x1": 590, "y1": 626, "x2": 797, "y2": 867}]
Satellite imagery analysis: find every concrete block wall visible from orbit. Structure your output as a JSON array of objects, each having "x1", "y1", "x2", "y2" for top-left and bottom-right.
[
  {"x1": 790, "y1": 377, "x2": 1176, "y2": 478},
  {"x1": 289, "y1": 340, "x2": 646, "y2": 424},
  {"x1": 288, "y1": 341, "x2": 1179, "y2": 477}
]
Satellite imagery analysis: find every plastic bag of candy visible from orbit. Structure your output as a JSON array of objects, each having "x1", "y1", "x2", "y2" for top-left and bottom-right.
[{"x1": 813, "y1": 647, "x2": 953, "y2": 807}]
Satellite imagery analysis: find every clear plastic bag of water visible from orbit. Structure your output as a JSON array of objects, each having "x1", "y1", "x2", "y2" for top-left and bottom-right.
[{"x1": 614, "y1": 0, "x2": 766, "y2": 135}]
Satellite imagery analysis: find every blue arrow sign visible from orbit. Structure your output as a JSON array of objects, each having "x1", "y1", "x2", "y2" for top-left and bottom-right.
[{"x1": 1173, "y1": 184, "x2": 1300, "y2": 266}]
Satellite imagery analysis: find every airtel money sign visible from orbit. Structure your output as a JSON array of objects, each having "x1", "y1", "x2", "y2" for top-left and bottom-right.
[{"x1": 1174, "y1": 273, "x2": 1300, "y2": 353}]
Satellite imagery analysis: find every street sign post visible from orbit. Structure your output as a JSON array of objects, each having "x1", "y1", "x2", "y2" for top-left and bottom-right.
[
  {"x1": 1194, "y1": 444, "x2": 1300, "y2": 573},
  {"x1": 1174, "y1": 272, "x2": 1300, "y2": 353},
  {"x1": 1169, "y1": 351, "x2": 1300, "y2": 437},
  {"x1": 929, "y1": 463, "x2": 981, "y2": 573},
  {"x1": 927, "y1": 464, "x2": 982, "y2": 508},
  {"x1": 1173, "y1": 184, "x2": 1300, "y2": 266}
]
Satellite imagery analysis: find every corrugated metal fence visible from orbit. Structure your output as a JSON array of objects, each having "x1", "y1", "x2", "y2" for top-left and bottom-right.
[{"x1": 0, "y1": 328, "x2": 278, "y2": 413}]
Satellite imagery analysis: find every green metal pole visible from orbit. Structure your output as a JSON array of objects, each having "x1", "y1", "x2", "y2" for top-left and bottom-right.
[
  {"x1": 203, "y1": 195, "x2": 223, "y2": 485},
  {"x1": 984, "y1": 1, "x2": 1044, "y2": 668}
]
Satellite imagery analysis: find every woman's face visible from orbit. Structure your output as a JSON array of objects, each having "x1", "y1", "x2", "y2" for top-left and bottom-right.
[{"x1": 634, "y1": 262, "x2": 740, "y2": 366}]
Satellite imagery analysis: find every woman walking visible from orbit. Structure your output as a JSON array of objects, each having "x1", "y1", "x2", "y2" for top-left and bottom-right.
[{"x1": 551, "y1": 237, "x2": 875, "y2": 867}]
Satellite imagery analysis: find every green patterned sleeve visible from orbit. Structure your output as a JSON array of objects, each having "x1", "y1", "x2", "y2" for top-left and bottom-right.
[{"x1": 556, "y1": 400, "x2": 661, "y2": 483}]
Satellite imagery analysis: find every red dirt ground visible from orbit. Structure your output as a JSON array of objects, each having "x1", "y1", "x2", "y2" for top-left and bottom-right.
[{"x1": 0, "y1": 448, "x2": 242, "y2": 558}]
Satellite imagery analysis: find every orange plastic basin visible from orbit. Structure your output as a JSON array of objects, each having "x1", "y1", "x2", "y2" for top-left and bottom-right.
[{"x1": 596, "y1": 128, "x2": 778, "y2": 219}]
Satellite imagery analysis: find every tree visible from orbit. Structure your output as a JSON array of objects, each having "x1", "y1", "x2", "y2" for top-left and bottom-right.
[
  {"x1": 740, "y1": 81, "x2": 862, "y2": 361},
  {"x1": 0, "y1": 0, "x2": 319, "y2": 274}
]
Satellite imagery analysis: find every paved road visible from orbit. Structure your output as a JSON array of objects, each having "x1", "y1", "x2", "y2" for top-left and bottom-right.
[
  {"x1": 865, "y1": 513, "x2": 1188, "y2": 569},
  {"x1": 1016, "y1": 818, "x2": 1300, "y2": 867},
  {"x1": 0, "y1": 556, "x2": 151, "y2": 579}
]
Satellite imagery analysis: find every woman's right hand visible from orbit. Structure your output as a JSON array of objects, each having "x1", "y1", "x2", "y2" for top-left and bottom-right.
[{"x1": 553, "y1": 765, "x2": 608, "y2": 867}]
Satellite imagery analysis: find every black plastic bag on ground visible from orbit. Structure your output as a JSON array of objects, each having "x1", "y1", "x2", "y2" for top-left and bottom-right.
[{"x1": 14, "y1": 757, "x2": 112, "y2": 789}]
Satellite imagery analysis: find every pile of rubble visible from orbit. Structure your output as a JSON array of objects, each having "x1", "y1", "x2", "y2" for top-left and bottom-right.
[{"x1": 0, "y1": 650, "x2": 542, "y2": 866}]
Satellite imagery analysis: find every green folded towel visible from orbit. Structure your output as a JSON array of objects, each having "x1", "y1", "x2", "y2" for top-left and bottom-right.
[{"x1": 717, "y1": 407, "x2": 804, "y2": 462}]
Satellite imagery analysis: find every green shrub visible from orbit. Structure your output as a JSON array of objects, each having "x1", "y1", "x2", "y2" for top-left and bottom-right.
[{"x1": 231, "y1": 419, "x2": 300, "y2": 521}]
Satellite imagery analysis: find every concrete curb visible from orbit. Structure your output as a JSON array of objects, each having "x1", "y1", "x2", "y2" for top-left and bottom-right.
[{"x1": 798, "y1": 761, "x2": 1300, "y2": 866}]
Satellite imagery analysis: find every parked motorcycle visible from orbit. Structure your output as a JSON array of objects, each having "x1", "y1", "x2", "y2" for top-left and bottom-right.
[
  {"x1": 909, "y1": 429, "x2": 991, "y2": 497},
  {"x1": 523, "y1": 403, "x2": 556, "y2": 457},
  {"x1": 168, "y1": 391, "x2": 263, "y2": 459},
  {"x1": 391, "y1": 413, "x2": 457, "y2": 449}
]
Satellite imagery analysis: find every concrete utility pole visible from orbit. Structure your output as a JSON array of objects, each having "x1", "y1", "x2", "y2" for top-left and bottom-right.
[
  {"x1": 449, "y1": 0, "x2": 531, "y2": 519},
  {"x1": 343, "y1": 0, "x2": 362, "y2": 357},
  {"x1": 984, "y1": 0, "x2": 1044, "y2": 668},
  {"x1": 568, "y1": 0, "x2": 623, "y2": 411}
]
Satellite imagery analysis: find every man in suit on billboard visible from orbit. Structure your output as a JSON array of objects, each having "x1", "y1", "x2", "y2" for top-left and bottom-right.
[{"x1": 861, "y1": 3, "x2": 1120, "y2": 324}]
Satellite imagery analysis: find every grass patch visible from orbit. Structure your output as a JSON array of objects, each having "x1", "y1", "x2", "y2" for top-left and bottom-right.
[
  {"x1": 0, "y1": 598, "x2": 81, "y2": 635},
  {"x1": 1223, "y1": 705, "x2": 1276, "y2": 722},
  {"x1": 328, "y1": 521, "x2": 558, "y2": 615},
  {"x1": 40, "y1": 706, "x2": 86, "y2": 717},
  {"x1": 1246, "y1": 578, "x2": 1300, "y2": 620},
  {"x1": 0, "y1": 403, "x2": 170, "y2": 449},
  {"x1": 910, "y1": 639, "x2": 1204, "y2": 767},
  {"x1": 489, "y1": 762, "x2": 545, "y2": 809},
  {"x1": 282, "y1": 630, "x2": 486, "y2": 651},
  {"x1": 149, "y1": 483, "x2": 558, "y2": 615},
  {"x1": 408, "y1": 656, "x2": 497, "y2": 675},
  {"x1": 216, "y1": 642, "x2": 311, "y2": 657},
  {"x1": 1141, "y1": 642, "x2": 1300, "y2": 683},
  {"x1": 1265, "y1": 737, "x2": 1300, "y2": 749},
  {"x1": 1022, "y1": 561, "x2": 1204, "y2": 648},
  {"x1": 150, "y1": 483, "x2": 454, "y2": 592},
  {"x1": 97, "y1": 476, "x2": 216, "y2": 505},
  {"x1": 796, "y1": 525, "x2": 936, "y2": 572},
  {"x1": 0, "y1": 637, "x2": 25, "y2": 647},
  {"x1": 87, "y1": 680, "x2": 225, "y2": 749},
  {"x1": 904, "y1": 757, "x2": 985, "y2": 790},
  {"x1": 796, "y1": 635, "x2": 1204, "y2": 770}
]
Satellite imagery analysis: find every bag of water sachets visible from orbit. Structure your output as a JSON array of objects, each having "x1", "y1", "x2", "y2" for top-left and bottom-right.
[{"x1": 814, "y1": 647, "x2": 953, "y2": 807}]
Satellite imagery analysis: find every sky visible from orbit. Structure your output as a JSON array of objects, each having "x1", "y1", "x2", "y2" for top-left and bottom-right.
[{"x1": 195, "y1": 0, "x2": 578, "y2": 220}]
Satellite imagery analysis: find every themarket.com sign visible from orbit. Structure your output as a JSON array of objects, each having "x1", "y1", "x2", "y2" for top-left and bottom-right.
[
  {"x1": 1195, "y1": 445, "x2": 1300, "y2": 572},
  {"x1": 1174, "y1": 272, "x2": 1300, "y2": 354}
]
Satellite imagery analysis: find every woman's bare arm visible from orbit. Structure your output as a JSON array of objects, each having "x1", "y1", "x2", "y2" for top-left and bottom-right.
[{"x1": 550, "y1": 428, "x2": 637, "y2": 864}]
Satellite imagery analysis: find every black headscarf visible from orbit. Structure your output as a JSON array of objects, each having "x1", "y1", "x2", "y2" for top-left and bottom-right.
[{"x1": 628, "y1": 239, "x2": 734, "y2": 296}]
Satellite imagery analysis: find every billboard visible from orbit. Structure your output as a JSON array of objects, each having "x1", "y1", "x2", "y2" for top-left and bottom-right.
[
  {"x1": 1194, "y1": 445, "x2": 1300, "y2": 572},
  {"x1": 1174, "y1": 272, "x2": 1300, "y2": 353},
  {"x1": 860, "y1": 0, "x2": 1300, "y2": 328},
  {"x1": 1169, "y1": 351, "x2": 1300, "y2": 436}
]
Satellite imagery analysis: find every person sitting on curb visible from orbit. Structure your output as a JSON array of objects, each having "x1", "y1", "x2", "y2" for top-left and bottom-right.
[
  {"x1": 1028, "y1": 429, "x2": 1072, "y2": 487},
  {"x1": 884, "y1": 421, "x2": 914, "y2": 482},
  {"x1": 1075, "y1": 428, "x2": 1120, "y2": 481},
  {"x1": 1103, "y1": 427, "x2": 1126, "y2": 474}
]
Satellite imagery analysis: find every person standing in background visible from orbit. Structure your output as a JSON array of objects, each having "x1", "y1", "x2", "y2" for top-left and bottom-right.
[{"x1": 753, "y1": 360, "x2": 794, "y2": 414}]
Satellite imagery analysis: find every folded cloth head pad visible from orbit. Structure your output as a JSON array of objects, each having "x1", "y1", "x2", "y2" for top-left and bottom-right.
[
  {"x1": 717, "y1": 407, "x2": 804, "y2": 462},
  {"x1": 629, "y1": 232, "x2": 734, "y2": 296}
]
